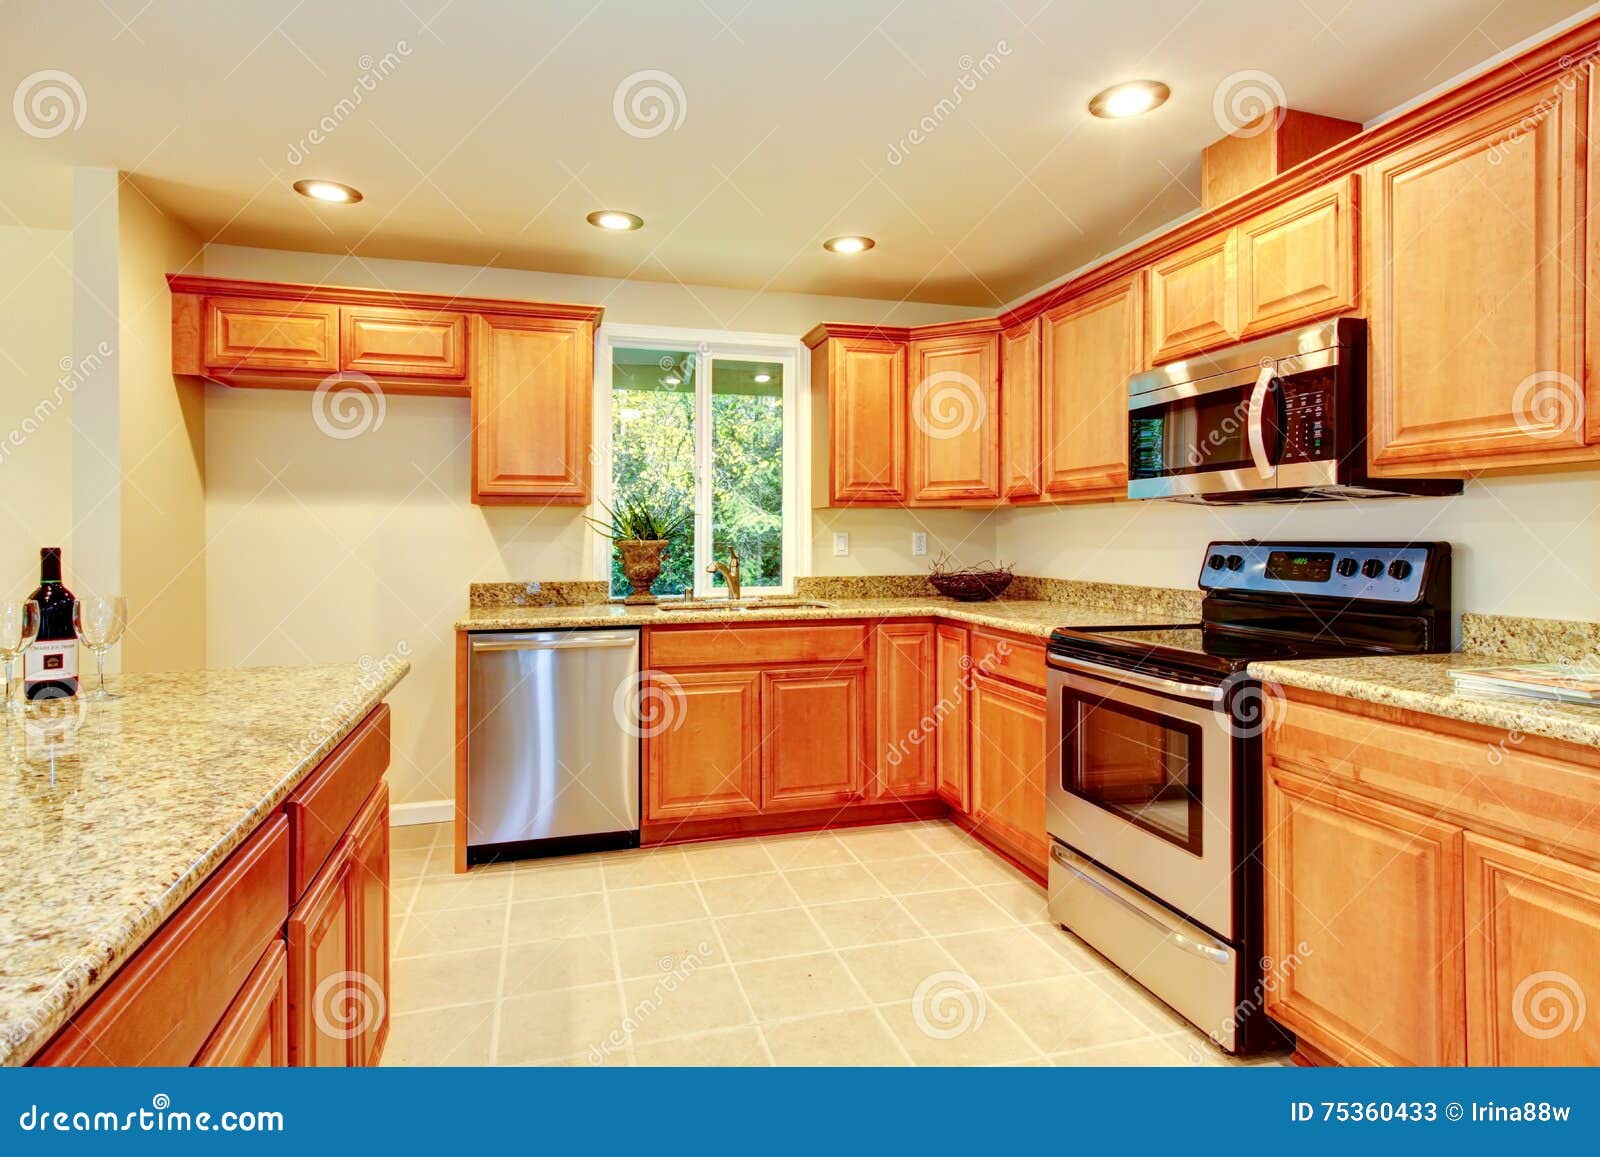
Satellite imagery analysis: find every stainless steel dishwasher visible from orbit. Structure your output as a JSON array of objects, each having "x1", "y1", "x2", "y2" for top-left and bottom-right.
[{"x1": 466, "y1": 628, "x2": 641, "y2": 864}]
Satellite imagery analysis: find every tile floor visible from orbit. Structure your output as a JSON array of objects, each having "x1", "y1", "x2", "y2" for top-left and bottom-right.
[{"x1": 381, "y1": 819, "x2": 1286, "y2": 1067}]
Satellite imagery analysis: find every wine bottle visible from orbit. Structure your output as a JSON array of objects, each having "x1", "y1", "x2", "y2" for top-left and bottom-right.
[{"x1": 24, "y1": 547, "x2": 78, "y2": 700}]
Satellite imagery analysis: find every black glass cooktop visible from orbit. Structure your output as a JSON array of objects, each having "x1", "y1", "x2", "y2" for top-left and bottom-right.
[{"x1": 1046, "y1": 622, "x2": 1395, "y2": 683}]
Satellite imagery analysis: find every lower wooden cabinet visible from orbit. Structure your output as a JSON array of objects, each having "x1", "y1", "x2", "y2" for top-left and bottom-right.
[
  {"x1": 645, "y1": 669, "x2": 763, "y2": 821},
  {"x1": 196, "y1": 939, "x2": 290, "y2": 1067},
  {"x1": 351, "y1": 781, "x2": 392, "y2": 1065},
  {"x1": 761, "y1": 667, "x2": 868, "y2": 808},
  {"x1": 288, "y1": 837, "x2": 360, "y2": 1067},
  {"x1": 934, "y1": 624, "x2": 971, "y2": 810},
  {"x1": 875, "y1": 623, "x2": 937, "y2": 798},
  {"x1": 969, "y1": 671, "x2": 1049, "y2": 875}
]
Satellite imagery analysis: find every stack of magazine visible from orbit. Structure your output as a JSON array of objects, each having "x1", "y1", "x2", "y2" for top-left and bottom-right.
[{"x1": 1448, "y1": 663, "x2": 1600, "y2": 703}]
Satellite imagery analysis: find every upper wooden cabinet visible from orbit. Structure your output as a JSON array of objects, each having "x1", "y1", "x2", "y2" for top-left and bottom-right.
[
  {"x1": 342, "y1": 305, "x2": 467, "y2": 379},
  {"x1": 906, "y1": 325, "x2": 1001, "y2": 504},
  {"x1": 806, "y1": 327, "x2": 908, "y2": 505},
  {"x1": 1367, "y1": 77, "x2": 1593, "y2": 474},
  {"x1": 1236, "y1": 176, "x2": 1358, "y2": 339},
  {"x1": 999, "y1": 318, "x2": 1042, "y2": 499},
  {"x1": 1147, "y1": 230, "x2": 1238, "y2": 364},
  {"x1": 204, "y1": 297, "x2": 340, "y2": 373},
  {"x1": 1040, "y1": 276, "x2": 1143, "y2": 502},
  {"x1": 471, "y1": 313, "x2": 595, "y2": 506}
]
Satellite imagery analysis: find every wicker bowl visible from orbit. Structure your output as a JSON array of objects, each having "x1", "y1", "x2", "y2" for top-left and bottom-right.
[{"x1": 928, "y1": 569, "x2": 1014, "y2": 602}]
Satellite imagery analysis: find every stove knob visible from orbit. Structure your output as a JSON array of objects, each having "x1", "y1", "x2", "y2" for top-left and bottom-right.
[
  {"x1": 1388, "y1": 559, "x2": 1413, "y2": 580},
  {"x1": 1225, "y1": 554, "x2": 1245, "y2": 571},
  {"x1": 1335, "y1": 557, "x2": 1359, "y2": 578},
  {"x1": 1207, "y1": 553, "x2": 1226, "y2": 571},
  {"x1": 1361, "y1": 558, "x2": 1385, "y2": 579}
]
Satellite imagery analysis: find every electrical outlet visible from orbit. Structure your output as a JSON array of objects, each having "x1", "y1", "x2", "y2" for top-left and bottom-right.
[
  {"x1": 912, "y1": 532, "x2": 927, "y2": 557},
  {"x1": 833, "y1": 532, "x2": 850, "y2": 557}
]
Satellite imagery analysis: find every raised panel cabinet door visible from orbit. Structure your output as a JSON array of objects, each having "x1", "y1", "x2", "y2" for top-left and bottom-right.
[
  {"x1": 1264, "y1": 767, "x2": 1466, "y2": 1066},
  {"x1": 829, "y1": 338, "x2": 907, "y2": 503},
  {"x1": 969, "y1": 673, "x2": 1048, "y2": 872},
  {"x1": 1000, "y1": 319, "x2": 1042, "y2": 499},
  {"x1": 874, "y1": 623, "x2": 937, "y2": 798},
  {"x1": 760, "y1": 666, "x2": 868, "y2": 809},
  {"x1": 195, "y1": 939, "x2": 290, "y2": 1068},
  {"x1": 1464, "y1": 834, "x2": 1600, "y2": 1065},
  {"x1": 644, "y1": 669, "x2": 762, "y2": 821},
  {"x1": 1367, "y1": 76, "x2": 1588, "y2": 473},
  {"x1": 1146, "y1": 231, "x2": 1238, "y2": 364},
  {"x1": 204, "y1": 297, "x2": 339, "y2": 372},
  {"x1": 350, "y1": 781, "x2": 391, "y2": 1066},
  {"x1": 1040, "y1": 276, "x2": 1142, "y2": 501},
  {"x1": 1237, "y1": 175, "x2": 1359, "y2": 339},
  {"x1": 287, "y1": 838, "x2": 360, "y2": 1068},
  {"x1": 341, "y1": 305, "x2": 467, "y2": 378},
  {"x1": 906, "y1": 330, "x2": 1001, "y2": 503},
  {"x1": 934, "y1": 624, "x2": 971, "y2": 811},
  {"x1": 471, "y1": 314, "x2": 593, "y2": 504}
]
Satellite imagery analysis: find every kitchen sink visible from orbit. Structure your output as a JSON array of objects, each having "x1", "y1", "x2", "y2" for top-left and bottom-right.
[{"x1": 655, "y1": 598, "x2": 832, "y2": 612}]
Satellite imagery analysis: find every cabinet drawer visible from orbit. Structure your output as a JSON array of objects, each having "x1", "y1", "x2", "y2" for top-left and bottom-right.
[
  {"x1": 36, "y1": 816, "x2": 291, "y2": 1066},
  {"x1": 286, "y1": 706, "x2": 391, "y2": 901},
  {"x1": 342, "y1": 305, "x2": 467, "y2": 378},
  {"x1": 969, "y1": 629, "x2": 1047, "y2": 693},
  {"x1": 195, "y1": 938, "x2": 290, "y2": 1067},
  {"x1": 647, "y1": 623, "x2": 868, "y2": 667},
  {"x1": 204, "y1": 297, "x2": 339, "y2": 372}
]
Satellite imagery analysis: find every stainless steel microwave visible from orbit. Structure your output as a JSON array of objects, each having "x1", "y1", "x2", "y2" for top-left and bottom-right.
[{"x1": 1126, "y1": 318, "x2": 1460, "y2": 503}]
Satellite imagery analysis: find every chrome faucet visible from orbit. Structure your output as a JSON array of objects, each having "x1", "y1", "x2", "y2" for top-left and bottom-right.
[{"x1": 707, "y1": 547, "x2": 741, "y2": 601}]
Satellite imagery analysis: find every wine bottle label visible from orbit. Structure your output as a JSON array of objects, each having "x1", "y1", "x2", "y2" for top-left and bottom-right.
[{"x1": 24, "y1": 639, "x2": 78, "y2": 683}]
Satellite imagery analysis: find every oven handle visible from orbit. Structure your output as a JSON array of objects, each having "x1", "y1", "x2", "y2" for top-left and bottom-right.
[
  {"x1": 1051, "y1": 846, "x2": 1232, "y2": 966},
  {"x1": 1246, "y1": 361, "x2": 1275, "y2": 480},
  {"x1": 1047, "y1": 655, "x2": 1224, "y2": 703}
]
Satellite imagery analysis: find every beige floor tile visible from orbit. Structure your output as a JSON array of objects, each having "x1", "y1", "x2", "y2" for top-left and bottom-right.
[
  {"x1": 506, "y1": 893, "x2": 610, "y2": 943},
  {"x1": 759, "y1": 831, "x2": 857, "y2": 870},
  {"x1": 832, "y1": 824, "x2": 938, "y2": 861},
  {"x1": 697, "y1": 872, "x2": 801, "y2": 917},
  {"x1": 509, "y1": 863, "x2": 605, "y2": 900},
  {"x1": 380, "y1": 1001, "x2": 495, "y2": 1065},
  {"x1": 939, "y1": 926, "x2": 1080, "y2": 987},
  {"x1": 601, "y1": 849, "x2": 693, "y2": 889},
  {"x1": 839, "y1": 939, "x2": 961, "y2": 1004},
  {"x1": 899, "y1": 888, "x2": 1015, "y2": 935},
  {"x1": 390, "y1": 844, "x2": 438, "y2": 881},
  {"x1": 904, "y1": 822, "x2": 977, "y2": 855},
  {"x1": 864, "y1": 855, "x2": 969, "y2": 895},
  {"x1": 784, "y1": 863, "x2": 888, "y2": 905},
  {"x1": 395, "y1": 904, "x2": 507, "y2": 958},
  {"x1": 715, "y1": 909, "x2": 828, "y2": 962},
  {"x1": 497, "y1": 984, "x2": 624, "y2": 1064},
  {"x1": 761, "y1": 1008, "x2": 909, "y2": 1066},
  {"x1": 1053, "y1": 1035, "x2": 1194, "y2": 1066},
  {"x1": 410, "y1": 871, "x2": 512, "y2": 913},
  {"x1": 988, "y1": 976, "x2": 1154, "y2": 1053},
  {"x1": 944, "y1": 847, "x2": 1035, "y2": 887},
  {"x1": 612, "y1": 919, "x2": 726, "y2": 978},
  {"x1": 390, "y1": 823, "x2": 443, "y2": 851},
  {"x1": 608, "y1": 882, "x2": 709, "y2": 929},
  {"x1": 679, "y1": 840, "x2": 779, "y2": 880},
  {"x1": 391, "y1": 947, "x2": 502, "y2": 1013},
  {"x1": 502, "y1": 934, "x2": 619, "y2": 995},
  {"x1": 632, "y1": 1026, "x2": 770, "y2": 1066},
  {"x1": 736, "y1": 952, "x2": 871, "y2": 1021},
  {"x1": 978, "y1": 881, "x2": 1050, "y2": 925},
  {"x1": 807, "y1": 897, "x2": 923, "y2": 949},
  {"x1": 879, "y1": 999, "x2": 1042, "y2": 1065},
  {"x1": 619, "y1": 965, "x2": 754, "y2": 1044},
  {"x1": 541, "y1": 1045, "x2": 633, "y2": 1067}
]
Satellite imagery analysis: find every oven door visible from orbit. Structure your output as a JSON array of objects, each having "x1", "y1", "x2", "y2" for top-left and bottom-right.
[{"x1": 1045, "y1": 656, "x2": 1235, "y2": 938}]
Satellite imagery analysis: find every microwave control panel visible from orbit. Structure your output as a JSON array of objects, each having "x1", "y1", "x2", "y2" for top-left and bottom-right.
[
  {"x1": 1278, "y1": 376, "x2": 1335, "y2": 464},
  {"x1": 1198, "y1": 542, "x2": 1437, "y2": 602}
]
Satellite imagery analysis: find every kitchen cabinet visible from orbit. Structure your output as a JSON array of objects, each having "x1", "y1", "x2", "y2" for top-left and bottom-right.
[
  {"x1": 1146, "y1": 231, "x2": 1237, "y2": 364},
  {"x1": 204, "y1": 297, "x2": 340, "y2": 373},
  {"x1": 999, "y1": 318, "x2": 1042, "y2": 499},
  {"x1": 761, "y1": 668, "x2": 868, "y2": 808},
  {"x1": 1236, "y1": 176, "x2": 1358, "y2": 338},
  {"x1": 350, "y1": 780, "x2": 391, "y2": 1065},
  {"x1": 1040, "y1": 276, "x2": 1143, "y2": 502},
  {"x1": 645, "y1": 669, "x2": 764, "y2": 822},
  {"x1": 969, "y1": 671, "x2": 1049, "y2": 877},
  {"x1": 806, "y1": 327, "x2": 908, "y2": 505},
  {"x1": 288, "y1": 837, "x2": 360, "y2": 1067},
  {"x1": 934, "y1": 624, "x2": 971, "y2": 810},
  {"x1": 874, "y1": 623, "x2": 937, "y2": 798},
  {"x1": 906, "y1": 325, "x2": 1001, "y2": 504},
  {"x1": 341, "y1": 304, "x2": 467, "y2": 379},
  {"x1": 196, "y1": 940, "x2": 291, "y2": 1068},
  {"x1": 1367, "y1": 77, "x2": 1592, "y2": 474}
]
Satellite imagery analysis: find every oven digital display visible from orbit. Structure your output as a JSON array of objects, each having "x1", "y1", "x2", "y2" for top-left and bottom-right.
[{"x1": 1264, "y1": 550, "x2": 1335, "y2": 582}]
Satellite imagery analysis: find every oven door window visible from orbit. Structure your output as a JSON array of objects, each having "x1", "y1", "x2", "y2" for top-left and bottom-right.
[{"x1": 1063, "y1": 694, "x2": 1204, "y2": 855}]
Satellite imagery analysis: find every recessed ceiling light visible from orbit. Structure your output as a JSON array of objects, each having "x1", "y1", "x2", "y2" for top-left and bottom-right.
[
  {"x1": 1088, "y1": 80, "x2": 1171, "y2": 119},
  {"x1": 293, "y1": 179, "x2": 363, "y2": 204},
  {"x1": 753, "y1": 372, "x2": 772, "y2": 383},
  {"x1": 823, "y1": 235, "x2": 875, "y2": 254},
  {"x1": 587, "y1": 210, "x2": 644, "y2": 231}
]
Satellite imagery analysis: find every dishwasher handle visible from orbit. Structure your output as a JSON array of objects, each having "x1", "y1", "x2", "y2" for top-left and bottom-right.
[{"x1": 470, "y1": 632, "x2": 639, "y2": 653}]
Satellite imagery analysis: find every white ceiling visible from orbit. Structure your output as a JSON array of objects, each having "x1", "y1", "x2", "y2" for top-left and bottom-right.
[{"x1": 1, "y1": 0, "x2": 1591, "y2": 305}]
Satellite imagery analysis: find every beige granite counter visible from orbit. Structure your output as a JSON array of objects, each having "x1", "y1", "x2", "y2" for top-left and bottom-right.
[{"x1": 0, "y1": 660, "x2": 409, "y2": 1066}]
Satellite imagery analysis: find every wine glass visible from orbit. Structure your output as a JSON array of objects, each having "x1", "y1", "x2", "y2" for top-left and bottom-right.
[
  {"x1": 0, "y1": 601, "x2": 40, "y2": 713},
  {"x1": 74, "y1": 595, "x2": 127, "y2": 702}
]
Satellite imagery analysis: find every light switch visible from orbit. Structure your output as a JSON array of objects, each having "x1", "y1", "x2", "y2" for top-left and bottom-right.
[
  {"x1": 833, "y1": 532, "x2": 849, "y2": 557},
  {"x1": 912, "y1": 532, "x2": 927, "y2": 557}
]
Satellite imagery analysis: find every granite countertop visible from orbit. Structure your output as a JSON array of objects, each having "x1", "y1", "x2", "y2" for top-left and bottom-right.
[{"x1": 0, "y1": 661, "x2": 409, "y2": 1066}]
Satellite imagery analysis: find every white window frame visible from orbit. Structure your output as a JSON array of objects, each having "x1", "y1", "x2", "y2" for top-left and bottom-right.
[{"x1": 594, "y1": 322, "x2": 808, "y2": 598}]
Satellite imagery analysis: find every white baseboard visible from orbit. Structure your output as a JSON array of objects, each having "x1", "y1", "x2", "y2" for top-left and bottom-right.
[{"x1": 391, "y1": 799, "x2": 453, "y2": 827}]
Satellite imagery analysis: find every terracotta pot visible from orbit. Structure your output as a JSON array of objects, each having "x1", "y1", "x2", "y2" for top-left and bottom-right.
[{"x1": 617, "y1": 539, "x2": 669, "y2": 605}]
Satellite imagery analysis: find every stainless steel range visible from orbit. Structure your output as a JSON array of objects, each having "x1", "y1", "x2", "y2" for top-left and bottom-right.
[{"x1": 1044, "y1": 540, "x2": 1453, "y2": 1053}]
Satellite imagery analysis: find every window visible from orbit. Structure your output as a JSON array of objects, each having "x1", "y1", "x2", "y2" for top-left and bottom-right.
[{"x1": 597, "y1": 328, "x2": 801, "y2": 599}]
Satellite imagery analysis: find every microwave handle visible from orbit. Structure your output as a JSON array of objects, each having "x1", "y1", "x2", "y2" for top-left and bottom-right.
[{"x1": 1246, "y1": 362, "x2": 1275, "y2": 479}]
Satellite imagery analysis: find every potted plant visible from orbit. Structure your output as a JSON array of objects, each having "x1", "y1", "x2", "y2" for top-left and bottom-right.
[{"x1": 587, "y1": 497, "x2": 691, "y2": 605}]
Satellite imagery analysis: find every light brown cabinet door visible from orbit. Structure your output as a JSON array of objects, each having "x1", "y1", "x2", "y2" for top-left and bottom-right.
[
  {"x1": 934, "y1": 624, "x2": 970, "y2": 811},
  {"x1": 204, "y1": 297, "x2": 339, "y2": 372},
  {"x1": 874, "y1": 623, "x2": 937, "y2": 798},
  {"x1": 1465, "y1": 834, "x2": 1600, "y2": 1065},
  {"x1": 1000, "y1": 319, "x2": 1041, "y2": 499},
  {"x1": 350, "y1": 781, "x2": 390, "y2": 1066},
  {"x1": 342, "y1": 305, "x2": 467, "y2": 379},
  {"x1": 826, "y1": 337, "x2": 907, "y2": 504},
  {"x1": 287, "y1": 838, "x2": 359, "y2": 1067},
  {"x1": 1264, "y1": 767, "x2": 1466, "y2": 1066},
  {"x1": 761, "y1": 666, "x2": 868, "y2": 809},
  {"x1": 1237, "y1": 175, "x2": 1358, "y2": 339},
  {"x1": 1040, "y1": 276, "x2": 1142, "y2": 501},
  {"x1": 969, "y1": 673, "x2": 1048, "y2": 874},
  {"x1": 645, "y1": 669, "x2": 762, "y2": 821},
  {"x1": 1147, "y1": 232, "x2": 1237, "y2": 364},
  {"x1": 471, "y1": 314, "x2": 593, "y2": 504},
  {"x1": 195, "y1": 939, "x2": 290, "y2": 1068},
  {"x1": 1367, "y1": 77, "x2": 1589, "y2": 473},
  {"x1": 906, "y1": 331, "x2": 1000, "y2": 503}
]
